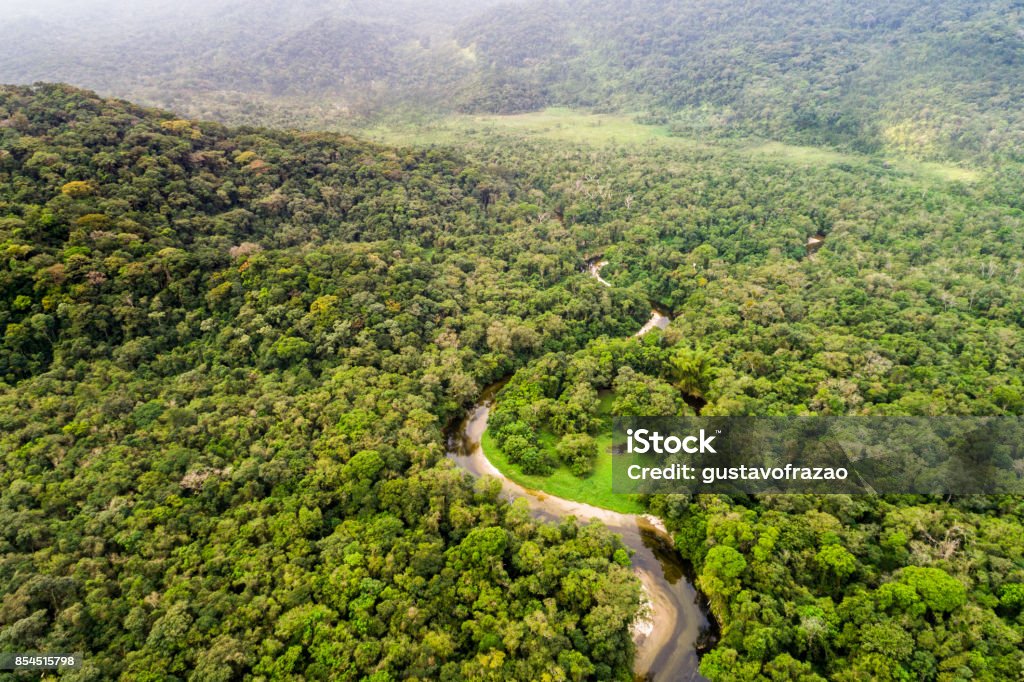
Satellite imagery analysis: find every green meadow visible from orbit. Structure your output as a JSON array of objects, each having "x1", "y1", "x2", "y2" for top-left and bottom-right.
[
  {"x1": 363, "y1": 107, "x2": 981, "y2": 186},
  {"x1": 480, "y1": 393, "x2": 645, "y2": 515}
]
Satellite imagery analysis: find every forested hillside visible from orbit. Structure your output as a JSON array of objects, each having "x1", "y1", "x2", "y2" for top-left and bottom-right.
[
  {"x1": 457, "y1": 0, "x2": 1024, "y2": 161},
  {"x1": 3, "y1": 0, "x2": 1023, "y2": 162},
  {"x1": 0, "y1": 0, "x2": 494, "y2": 125},
  {"x1": 0, "y1": 84, "x2": 649, "y2": 680}
]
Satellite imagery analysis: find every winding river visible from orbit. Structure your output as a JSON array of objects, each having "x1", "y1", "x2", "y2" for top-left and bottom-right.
[{"x1": 446, "y1": 260, "x2": 713, "y2": 681}]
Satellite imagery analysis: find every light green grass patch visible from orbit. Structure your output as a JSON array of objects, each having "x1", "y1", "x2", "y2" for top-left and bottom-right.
[
  {"x1": 745, "y1": 140, "x2": 862, "y2": 167},
  {"x1": 745, "y1": 140, "x2": 981, "y2": 184},
  {"x1": 362, "y1": 108, "x2": 983, "y2": 186},
  {"x1": 481, "y1": 430, "x2": 644, "y2": 515},
  {"x1": 480, "y1": 391, "x2": 644, "y2": 515},
  {"x1": 362, "y1": 107, "x2": 700, "y2": 148},
  {"x1": 907, "y1": 160, "x2": 981, "y2": 184}
]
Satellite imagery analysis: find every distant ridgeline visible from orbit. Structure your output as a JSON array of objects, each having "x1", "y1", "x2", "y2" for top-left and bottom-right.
[
  {"x1": 1, "y1": 0, "x2": 1023, "y2": 161},
  {"x1": 454, "y1": 0, "x2": 1024, "y2": 162}
]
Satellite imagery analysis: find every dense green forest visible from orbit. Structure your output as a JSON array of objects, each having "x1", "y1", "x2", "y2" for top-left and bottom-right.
[
  {"x1": 2, "y1": 80, "x2": 1024, "y2": 679},
  {"x1": 0, "y1": 84, "x2": 651, "y2": 680},
  {"x1": 3, "y1": 1, "x2": 1024, "y2": 678},
  {"x1": 455, "y1": 132, "x2": 1024, "y2": 417},
  {"x1": 429, "y1": 122, "x2": 1024, "y2": 678},
  {"x1": 3, "y1": 0, "x2": 1024, "y2": 162},
  {"x1": 488, "y1": 337, "x2": 1024, "y2": 679}
]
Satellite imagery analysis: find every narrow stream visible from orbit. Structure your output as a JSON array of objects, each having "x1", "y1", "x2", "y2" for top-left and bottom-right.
[
  {"x1": 445, "y1": 258, "x2": 714, "y2": 680},
  {"x1": 587, "y1": 259, "x2": 671, "y2": 336}
]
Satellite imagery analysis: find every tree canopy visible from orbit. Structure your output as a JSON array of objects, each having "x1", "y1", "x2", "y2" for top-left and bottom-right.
[{"x1": 0, "y1": 84, "x2": 645, "y2": 680}]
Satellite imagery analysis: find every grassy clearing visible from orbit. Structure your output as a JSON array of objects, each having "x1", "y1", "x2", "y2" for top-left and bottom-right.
[
  {"x1": 910, "y1": 160, "x2": 981, "y2": 184},
  {"x1": 360, "y1": 107, "x2": 982, "y2": 185},
  {"x1": 362, "y1": 107, "x2": 692, "y2": 148},
  {"x1": 480, "y1": 392, "x2": 645, "y2": 515},
  {"x1": 747, "y1": 141, "x2": 981, "y2": 184},
  {"x1": 481, "y1": 431, "x2": 645, "y2": 515},
  {"x1": 745, "y1": 140, "x2": 862, "y2": 167}
]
